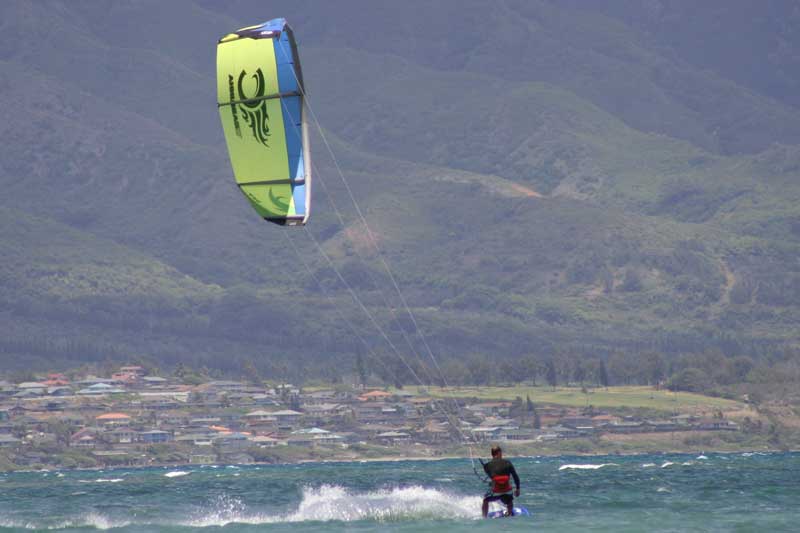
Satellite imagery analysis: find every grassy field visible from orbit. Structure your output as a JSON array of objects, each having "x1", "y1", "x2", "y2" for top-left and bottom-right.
[{"x1": 415, "y1": 385, "x2": 746, "y2": 413}]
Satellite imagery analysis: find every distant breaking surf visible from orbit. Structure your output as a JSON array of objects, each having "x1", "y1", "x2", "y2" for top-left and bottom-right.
[{"x1": 559, "y1": 463, "x2": 617, "y2": 471}]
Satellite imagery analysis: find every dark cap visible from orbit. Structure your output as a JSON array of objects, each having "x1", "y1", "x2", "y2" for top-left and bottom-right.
[{"x1": 491, "y1": 445, "x2": 502, "y2": 456}]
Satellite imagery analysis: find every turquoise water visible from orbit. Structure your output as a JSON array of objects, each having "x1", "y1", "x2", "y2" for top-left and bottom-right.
[{"x1": 1, "y1": 452, "x2": 798, "y2": 532}]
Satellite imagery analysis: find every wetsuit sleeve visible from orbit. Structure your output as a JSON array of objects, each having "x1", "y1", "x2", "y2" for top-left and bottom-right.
[
  {"x1": 510, "y1": 464, "x2": 520, "y2": 488},
  {"x1": 483, "y1": 461, "x2": 491, "y2": 475}
]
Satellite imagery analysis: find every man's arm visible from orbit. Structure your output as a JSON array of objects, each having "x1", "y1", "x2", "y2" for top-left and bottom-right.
[{"x1": 482, "y1": 460, "x2": 490, "y2": 475}]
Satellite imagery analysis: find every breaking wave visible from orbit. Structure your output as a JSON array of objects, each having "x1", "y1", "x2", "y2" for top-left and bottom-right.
[
  {"x1": 185, "y1": 485, "x2": 482, "y2": 526},
  {"x1": 0, "y1": 513, "x2": 130, "y2": 530},
  {"x1": 0, "y1": 485, "x2": 481, "y2": 530},
  {"x1": 164, "y1": 470, "x2": 190, "y2": 478},
  {"x1": 559, "y1": 463, "x2": 617, "y2": 471}
]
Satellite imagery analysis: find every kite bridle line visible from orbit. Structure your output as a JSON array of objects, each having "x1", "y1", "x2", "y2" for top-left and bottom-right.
[{"x1": 275, "y1": 38, "x2": 485, "y2": 474}]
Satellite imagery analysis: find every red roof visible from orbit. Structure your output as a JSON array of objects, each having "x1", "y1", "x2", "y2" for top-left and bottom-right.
[{"x1": 358, "y1": 390, "x2": 393, "y2": 401}]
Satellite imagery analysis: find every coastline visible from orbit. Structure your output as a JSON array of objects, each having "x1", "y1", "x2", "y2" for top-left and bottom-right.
[{"x1": 6, "y1": 446, "x2": 795, "y2": 474}]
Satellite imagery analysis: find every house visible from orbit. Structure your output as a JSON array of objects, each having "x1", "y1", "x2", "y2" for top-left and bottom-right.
[
  {"x1": 175, "y1": 434, "x2": 214, "y2": 447},
  {"x1": 591, "y1": 414, "x2": 621, "y2": 427},
  {"x1": 249, "y1": 435, "x2": 281, "y2": 447},
  {"x1": 671, "y1": 414, "x2": 699, "y2": 426},
  {"x1": 419, "y1": 421, "x2": 451, "y2": 443},
  {"x1": 499, "y1": 428, "x2": 537, "y2": 441},
  {"x1": 548, "y1": 426, "x2": 587, "y2": 439},
  {"x1": 16, "y1": 382, "x2": 48, "y2": 395},
  {"x1": 142, "y1": 376, "x2": 169, "y2": 388},
  {"x1": 214, "y1": 432, "x2": 251, "y2": 453},
  {"x1": 0, "y1": 380, "x2": 17, "y2": 398},
  {"x1": 697, "y1": 419, "x2": 739, "y2": 431},
  {"x1": 291, "y1": 427, "x2": 344, "y2": 445},
  {"x1": 112, "y1": 372, "x2": 140, "y2": 385},
  {"x1": 221, "y1": 452, "x2": 254, "y2": 465},
  {"x1": 119, "y1": 366, "x2": 145, "y2": 376},
  {"x1": 286, "y1": 434, "x2": 317, "y2": 447},
  {"x1": 0, "y1": 435, "x2": 20, "y2": 448},
  {"x1": 105, "y1": 427, "x2": 136, "y2": 444},
  {"x1": 70, "y1": 428, "x2": 101, "y2": 448},
  {"x1": 243, "y1": 410, "x2": 278, "y2": 423},
  {"x1": 43, "y1": 374, "x2": 70, "y2": 387},
  {"x1": 466, "y1": 402, "x2": 512, "y2": 418},
  {"x1": 302, "y1": 389, "x2": 338, "y2": 405},
  {"x1": 560, "y1": 416, "x2": 594, "y2": 429},
  {"x1": 207, "y1": 381, "x2": 246, "y2": 392},
  {"x1": 471, "y1": 426, "x2": 503, "y2": 441},
  {"x1": 303, "y1": 403, "x2": 349, "y2": 422},
  {"x1": 251, "y1": 394, "x2": 280, "y2": 406},
  {"x1": 353, "y1": 402, "x2": 390, "y2": 422},
  {"x1": 188, "y1": 417, "x2": 222, "y2": 429},
  {"x1": 272, "y1": 410, "x2": 302, "y2": 428},
  {"x1": 77, "y1": 377, "x2": 118, "y2": 387},
  {"x1": 78, "y1": 383, "x2": 125, "y2": 395},
  {"x1": 47, "y1": 387, "x2": 73, "y2": 397},
  {"x1": 139, "y1": 430, "x2": 173, "y2": 443},
  {"x1": 95, "y1": 413, "x2": 132, "y2": 427},
  {"x1": 375, "y1": 431, "x2": 411, "y2": 446},
  {"x1": 357, "y1": 390, "x2": 393, "y2": 402}
]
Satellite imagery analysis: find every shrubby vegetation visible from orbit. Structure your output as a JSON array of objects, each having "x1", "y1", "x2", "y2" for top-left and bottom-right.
[{"x1": 1, "y1": 2, "x2": 800, "y2": 402}]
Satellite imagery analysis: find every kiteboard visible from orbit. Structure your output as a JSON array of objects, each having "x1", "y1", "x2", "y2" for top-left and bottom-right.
[{"x1": 486, "y1": 503, "x2": 531, "y2": 519}]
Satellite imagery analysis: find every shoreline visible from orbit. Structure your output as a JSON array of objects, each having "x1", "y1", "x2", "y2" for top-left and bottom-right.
[{"x1": 7, "y1": 447, "x2": 796, "y2": 474}]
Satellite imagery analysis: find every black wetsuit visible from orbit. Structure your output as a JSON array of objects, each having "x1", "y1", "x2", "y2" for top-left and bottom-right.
[{"x1": 482, "y1": 457, "x2": 520, "y2": 508}]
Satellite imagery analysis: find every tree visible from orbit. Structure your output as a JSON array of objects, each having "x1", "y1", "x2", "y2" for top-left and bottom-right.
[
  {"x1": 667, "y1": 368, "x2": 710, "y2": 392},
  {"x1": 608, "y1": 351, "x2": 636, "y2": 385},
  {"x1": 510, "y1": 396, "x2": 524, "y2": 418},
  {"x1": 572, "y1": 361, "x2": 586, "y2": 385},
  {"x1": 526, "y1": 394, "x2": 541, "y2": 429},
  {"x1": 730, "y1": 356, "x2": 755, "y2": 382},
  {"x1": 545, "y1": 360, "x2": 557, "y2": 390},
  {"x1": 355, "y1": 352, "x2": 367, "y2": 389},
  {"x1": 173, "y1": 362, "x2": 187, "y2": 381},
  {"x1": 241, "y1": 359, "x2": 262, "y2": 386},
  {"x1": 520, "y1": 355, "x2": 539, "y2": 386},
  {"x1": 598, "y1": 359, "x2": 609, "y2": 389}
]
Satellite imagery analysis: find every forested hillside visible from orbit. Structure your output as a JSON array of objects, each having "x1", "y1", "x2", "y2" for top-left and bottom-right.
[{"x1": 1, "y1": 1, "x2": 799, "y2": 390}]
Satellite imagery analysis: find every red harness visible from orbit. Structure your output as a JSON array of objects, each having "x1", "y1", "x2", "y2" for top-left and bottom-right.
[{"x1": 491, "y1": 474, "x2": 512, "y2": 494}]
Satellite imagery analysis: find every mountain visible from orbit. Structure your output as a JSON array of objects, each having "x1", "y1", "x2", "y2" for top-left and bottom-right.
[{"x1": 1, "y1": 0, "x2": 799, "y2": 380}]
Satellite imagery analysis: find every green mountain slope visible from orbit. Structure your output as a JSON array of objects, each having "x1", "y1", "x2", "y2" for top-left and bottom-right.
[
  {"x1": 0, "y1": 1, "x2": 799, "y2": 377},
  {"x1": 202, "y1": 0, "x2": 800, "y2": 155}
]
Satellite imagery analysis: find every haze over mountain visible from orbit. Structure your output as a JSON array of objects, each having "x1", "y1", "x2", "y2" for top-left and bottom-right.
[{"x1": 1, "y1": 1, "x2": 799, "y2": 381}]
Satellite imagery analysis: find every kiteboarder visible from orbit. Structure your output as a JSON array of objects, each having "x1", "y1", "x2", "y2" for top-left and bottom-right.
[{"x1": 481, "y1": 445, "x2": 521, "y2": 518}]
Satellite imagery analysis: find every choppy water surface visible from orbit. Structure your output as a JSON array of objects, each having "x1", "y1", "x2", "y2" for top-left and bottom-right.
[{"x1": 1, "y1": 452, "x2": 798, "y2": 532}]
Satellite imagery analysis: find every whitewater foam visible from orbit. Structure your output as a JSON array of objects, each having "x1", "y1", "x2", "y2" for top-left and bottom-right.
[
  {"x1": 559, "y1": 463, "x2": 616, "y2": 471},
  {"x1": 183, "y1": 485, "x2": 482, "y2": 526},
  {"x1": 0, "y1": 513, "x2": 130, "y2": 530},
  {"x1": 165, "y1": 470, "x2": 190, "y2": 478}
]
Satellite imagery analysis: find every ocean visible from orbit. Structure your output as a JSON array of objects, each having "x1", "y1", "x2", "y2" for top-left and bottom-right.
[{"x1": 1, "y1": 452, "x2": 798, "y2": 532}]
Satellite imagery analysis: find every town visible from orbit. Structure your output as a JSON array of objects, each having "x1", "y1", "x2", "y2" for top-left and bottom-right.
[{"x1": 0, "y1": 366, "x2": 744, "y2": 471}]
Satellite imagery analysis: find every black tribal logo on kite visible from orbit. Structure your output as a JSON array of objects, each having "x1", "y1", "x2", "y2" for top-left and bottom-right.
[{"x1": 228, "y1": 69, "x2": 271, "y2": 147}]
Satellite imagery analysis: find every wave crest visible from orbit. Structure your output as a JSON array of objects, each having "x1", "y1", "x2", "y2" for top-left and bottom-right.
[{"x1": 185, "y1": 485, "x2": 482, "y2": 526}]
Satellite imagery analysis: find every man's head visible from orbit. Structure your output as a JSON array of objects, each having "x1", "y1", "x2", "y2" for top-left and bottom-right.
[{"x1": 491, "y1": 445, "x2": 502, "y2": 458}]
